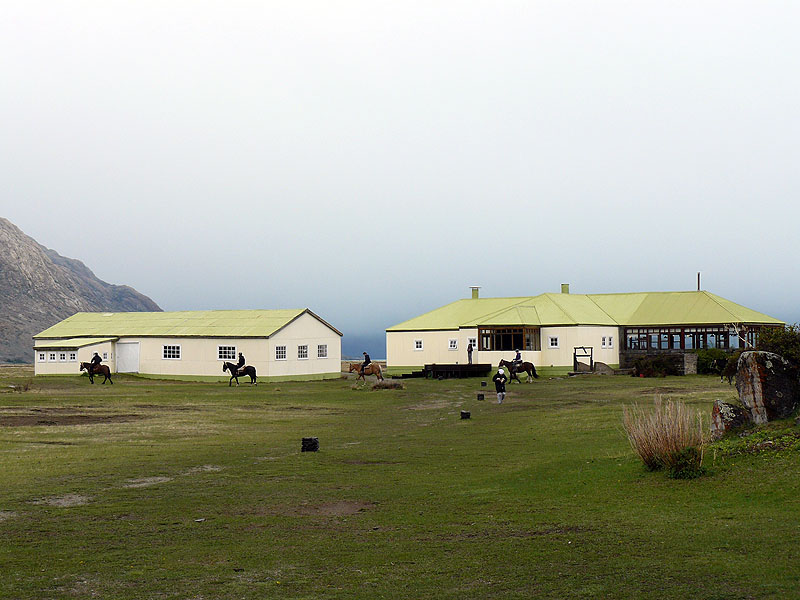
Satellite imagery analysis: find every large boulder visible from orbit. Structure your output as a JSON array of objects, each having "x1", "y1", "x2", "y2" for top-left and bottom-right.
[
  {"x1": 736, "y1": 351, "x2": 800, "y2": 424},
  {"x1": 710, "y1": 400, "x2": 751, "y2": 440}
]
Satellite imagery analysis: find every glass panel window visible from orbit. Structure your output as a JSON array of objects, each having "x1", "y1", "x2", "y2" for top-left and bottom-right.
[
  {"x1": 69, "y1": 352, "x2": 77, "y2": 361},
  {"x1": 102, "y1": 352, "x2": 108, "y2": 360},
  {"x1": 218, "y1": 346, "x2": 236, "y2": 360},
  {"x1": 275, "y1": 346, "x2": 287, "y2": 360},
  {"x1": 163, "y1": 345, "x2": 181, "y2": 359},
  {"x1": 317, "y1": 344, "x2": 327, "y2": 358},
  {"x1": 548, "y1": 336, "x2": 559, "y2": 349},
  {"x1": 448, "y1": 339, "x2": 458, "y2": 350},
  {"x1": 478, "y1": 327, "x2": 540, "y2": 351},
  {"x1": 414, "y1": 339, "x2": 423, "y2": 351},
  {"x1": 59, "y1": 352, "x2": 67, "y2": 361},
  {"x1": 49, "y1": 352, "x2": 56, "y2": 361},
  {"x1": 38, "y1": 352, "x2": 46, "y2": 362},
  {"x1": 298, "y1": 345, "x2": 308, "y2": 359}
]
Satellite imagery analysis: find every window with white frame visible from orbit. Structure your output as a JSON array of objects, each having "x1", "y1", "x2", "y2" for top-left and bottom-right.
[
  {"x1": 275, "y1": 345, "x2": 287, "y2": 360},
  {"x1": 414, "y1": 339, "x2": 423, "y2": 351},
  {"x1": 59, "y1": 352, "x2": 67, "y2": 362},
  {"x1": 602, "y1": 336, "x2": 614, "y2": 349},
  {"x1": 218, "y1": 345, "x2": 236, "y2": 360},
  {"x1": 468, "y1": 337, "x2": 477, "y2": 350},
  {"x1": 163, "y1": 345, "x2": 181, "y2": 359},
  {"x1": 448, "y1": 339, "x2": 458, "y2": 351},
  {"x1": 298, "y1": 345, "x2": 308, "y2": 359},
  {"x1": 38, "y1": 352, "x2": 46, "y2": 362},
  {"x1": 317, "y1": 344, "x2": 328, "y2": 358},
  {"x1": 69, "y1": 352, "x2": 77, "y2": 362},
  {"x1": 49, "y1": 352, "x2": 56, "y2": 361},
  {"x1": 102, "y1": 352, "x2": 108, "y2": 360},
  {"x1": 548, "y1": 336, "x2": 559, "y2": 349}
]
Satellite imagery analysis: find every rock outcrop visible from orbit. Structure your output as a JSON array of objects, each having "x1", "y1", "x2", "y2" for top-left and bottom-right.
[
  {"x1": 0, "y1": 217, "x2": 161, "y2": 363},
  {"x1": 710, "y1": 400, "x2": 751, "y2": 440},
  {"x1": 735, "y1": 351, "x2": 800, "y2": 424}
]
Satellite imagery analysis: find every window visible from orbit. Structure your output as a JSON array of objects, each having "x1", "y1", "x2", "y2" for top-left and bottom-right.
[
  {"x1": 38, "y1": 352, "x2": 46, "y2": 362},
  {"x1": 49, "y1": 352, "x2": 56, "y2": 362},
  {"x1": 102, "y1": 352, "x2": 108, "y2": 360},
  {"x1": 448, "y1": 339, "x2": 458, "y2": 351},
  {"x1": 548, "y1": 336, "x2": 559, "y2": 349},
  {"x1": 59, "y1": 352, "x2": 67, "y2": 362},
  {"x1": 163, "y1": 345, "x2": 181, "y2": 359},
  {"x1": 275, "y1": 345, "x2": 287, "y2": 360},
  {"x1": 317, "y1": 344, "x2": 328, "y2": 358},
  {"x1": 69, "y1": 352, "x2": 77, "y2": 362},
  {"x1": 298, "y1": 345, "x2": 308, "y2": 360},
  {"x1": 218, "y1": 345, "x2": 236, "y2": 360},
  {"x1": 468, "y1": 337, "x2": 477, "y2": 349},
  {"x1": 478, "y1": 327, "x2": 541, "y2": 351},
  {"x1": 414, "y1": 339, "x2": 423, "y2": 351},
  {"x1": 602, "y1": 336, "x2": 614, "y2": 349}
]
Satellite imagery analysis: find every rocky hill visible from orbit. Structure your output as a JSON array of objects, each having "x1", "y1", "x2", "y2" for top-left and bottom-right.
[{"x1": 0, "y1": 217, "x2": 161, "y2": 363}]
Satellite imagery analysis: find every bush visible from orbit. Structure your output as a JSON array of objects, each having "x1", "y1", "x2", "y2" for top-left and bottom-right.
[
  {"x1": 622, "y1": 397, "x2": 706, "y2": 477},
  {"x1": 695, "y1": 348, "x2": 728, "y2": 375},
  {"x1": 631, "y1": 354, "x2": 682, "y2": 377},
  {"x1": 666, "y1": 447, "x2": 705, "y2": 479},
  {"x1": 757, "y1": 324, "x2": 800, "y2": 369}
]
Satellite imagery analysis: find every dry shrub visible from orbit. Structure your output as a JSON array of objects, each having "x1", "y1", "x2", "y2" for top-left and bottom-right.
[
  {"x1": 622, "y1": 397, "x2": 706, "y2": 477},
  {"x1": 372, "y1": 380, "x2": 404, "y2": 391}
]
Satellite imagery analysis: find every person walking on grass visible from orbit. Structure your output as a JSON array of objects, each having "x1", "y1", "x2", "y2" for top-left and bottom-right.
[
  {"x1": 493, "y1": 367, "x2": 508, "y2": 404},
  {"x1": 467, "y1": 342, "x2": 473, "y2": 365}
]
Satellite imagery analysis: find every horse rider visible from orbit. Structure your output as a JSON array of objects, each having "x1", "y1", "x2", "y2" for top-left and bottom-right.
[
  {"x1": 89, "y1": 352, "x2": 102, "y2": 375},
  {"x1": 361, "y1": 351, "x2": 371, "y2": 375},
  {"x1": 236, "y1": 352, "x2": 245, "y2": 374},
  {"x1": 512, "y1": 349, "x2": 522, "y2": 376}
]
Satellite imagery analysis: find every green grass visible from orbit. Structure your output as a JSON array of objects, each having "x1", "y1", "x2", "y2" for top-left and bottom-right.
[{"x1": 0, "y1": 367, "x2": 798, "y2": 599}]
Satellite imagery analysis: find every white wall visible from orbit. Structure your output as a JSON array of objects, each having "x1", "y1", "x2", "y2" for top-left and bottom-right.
[
  {"x1": 268, "y1": 312, "x2": 342, "y2": 377},
  {"x1": 34, "y1": 341, "x2": 114, "y2": 375},
  {"x1": 387, "y1": 326, "x2": 621, "y2": 368}
]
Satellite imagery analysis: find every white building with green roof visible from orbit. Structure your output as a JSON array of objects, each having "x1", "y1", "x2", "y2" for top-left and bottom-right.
[
  {"x1": 386, "y1": 286, "x2": 783, "y2": 371},
  {"x1": 33, "y1": 309, "x2": 342, "y2": 381}
]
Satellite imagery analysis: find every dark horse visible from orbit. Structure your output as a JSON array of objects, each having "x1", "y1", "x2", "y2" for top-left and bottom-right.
[
  {"x1": 499, "y1": 359, "x2": 539, "y2": 383},
  {"x1": 79, "y1": 362, "x2": 113, "y2": 384},
  {"x1": 222, "y1": 362, "x2": 257, "y2": 386}
]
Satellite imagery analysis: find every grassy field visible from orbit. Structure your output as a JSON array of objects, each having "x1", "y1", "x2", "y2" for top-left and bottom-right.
[{"x1": 1, "y1": 366, "x2": 798, "y2": 599}]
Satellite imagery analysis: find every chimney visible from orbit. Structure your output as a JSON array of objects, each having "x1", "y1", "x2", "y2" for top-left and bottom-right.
[
  {"x1": 470, "y1": 286, "x2": 480, "y2": 300},
  {"x1": 561, "y1": 283, "x2": 570, "y2": 294}
]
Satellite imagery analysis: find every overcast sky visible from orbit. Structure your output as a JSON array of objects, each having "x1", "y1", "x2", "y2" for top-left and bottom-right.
[{"x1": 2, "y1": 1, "x2": 799, "y2": 355}]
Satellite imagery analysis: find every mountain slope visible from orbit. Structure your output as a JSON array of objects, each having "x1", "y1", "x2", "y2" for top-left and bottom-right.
[{"x1": 0, "y1": 217, "x2": 161, "y2": 363}]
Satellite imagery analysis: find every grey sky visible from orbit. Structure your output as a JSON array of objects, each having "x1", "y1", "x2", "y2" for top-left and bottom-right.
[{"x1": 2, "y1": 1, "x2": 799, "y2": 355}]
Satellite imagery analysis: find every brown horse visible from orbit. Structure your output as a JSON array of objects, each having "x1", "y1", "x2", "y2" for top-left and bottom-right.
[
  {"x1": 499, "y1": 359, "x2": 539, "y2": 383},
  {"x1": 348, "y1": 362, "x2": 383, "y2": 382},
  {"x1": 80, "y1": 362, "x2": 113, "y2": 384}
]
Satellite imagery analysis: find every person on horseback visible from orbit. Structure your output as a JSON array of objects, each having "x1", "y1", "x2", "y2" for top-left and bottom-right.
[
  {"x1": 512, "y1": 349, "x2": 522, "y2": 376},
  {"x1": 89, "y1": 352, "x2": 102, "y2": 375},
  {"x1": 361, "y1": 351, "x2": 371, "y2": 375},
  {"x1": 236, "y1": 352, "x2": 245, "y2": 374}
]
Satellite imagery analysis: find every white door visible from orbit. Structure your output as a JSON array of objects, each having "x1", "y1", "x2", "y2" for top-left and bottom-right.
[{"x1": 116, "y1": 342, "x2": 140, "y2": 373}]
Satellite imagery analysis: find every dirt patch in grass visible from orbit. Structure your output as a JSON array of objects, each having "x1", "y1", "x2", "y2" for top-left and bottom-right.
[
  {"x1": 0, "y1": 411, "x2": 146, "y2": 427},
  {"x1": 292, "y1": 500, "x2": 375, "y2": 516},
  {"x1": 122, "y1": 477, "x2": 173, "y2": 488},
  {"x1": 0, "y1": 511, "x2": 17, "y2": 521},
  {"x1": 32, "y1": 494, "x2": 90, "y2": 507},
  {"x1": 434, "y1": 524, "x2": 592, "y2": 542},
  {"x1": 639, "y1": 387, "x2": 684, "y2": 395},
  {"x1": 182, "y1": 464, "x2": 224, "y2": 475}
]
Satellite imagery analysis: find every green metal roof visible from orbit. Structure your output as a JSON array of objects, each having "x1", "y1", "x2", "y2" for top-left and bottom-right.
[
  {"x1": 34, "y1": 309, "x2": 343, "y2": 340},
  {"x1": 34, "y1": 337, "x2": 118, "y2": 349},
  {"x1": 386, "y1": 291, "x2": 784, "y2": 331}
]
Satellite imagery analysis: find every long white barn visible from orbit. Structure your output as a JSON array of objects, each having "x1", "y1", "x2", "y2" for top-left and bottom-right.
[{"x1": 33, "y1": 309, "x2": 342, "y2": 381}]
